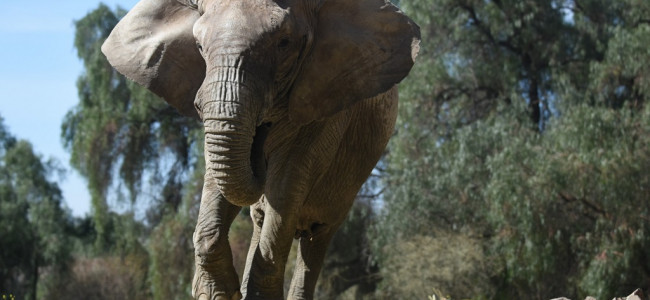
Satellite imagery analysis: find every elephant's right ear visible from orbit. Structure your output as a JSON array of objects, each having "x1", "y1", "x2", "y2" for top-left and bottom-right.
[{"x1": 101, "y1": 0, "x2": 205, "y2": 119}]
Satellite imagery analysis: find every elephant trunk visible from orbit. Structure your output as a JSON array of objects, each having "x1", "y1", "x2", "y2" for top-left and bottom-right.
[{"x1": 200, "y1": 66, "x2": 267, "y2": 206}]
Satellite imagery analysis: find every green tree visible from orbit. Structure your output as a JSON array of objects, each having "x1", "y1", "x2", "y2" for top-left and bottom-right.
[
  {"x1": 64, "y1": 4, "x2": 205, "y2": 299},
  {"x1": 374, "y1": 0, "x2": 650, "y2": 298},
  {"x1": 0, "y1": 116, "x2": 72, "y2": 300},
  {"x1": 63, "y1": 3, "x2": 203, "y2": 252}
]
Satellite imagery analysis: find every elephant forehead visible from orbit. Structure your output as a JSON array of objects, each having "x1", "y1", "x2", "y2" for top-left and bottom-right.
[{"x1": 195, "y1": 0, "x2": 289, "y2": 45}]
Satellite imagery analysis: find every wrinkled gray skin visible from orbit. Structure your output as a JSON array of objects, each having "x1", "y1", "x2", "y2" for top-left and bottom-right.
[{"x1": 102, "y1": 0, "x2": 419, "y2": 298}]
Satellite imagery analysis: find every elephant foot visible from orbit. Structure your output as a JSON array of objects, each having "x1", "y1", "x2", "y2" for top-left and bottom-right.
[{"x1": 192, "y1": 265, "x2": 242, "y2": 300}]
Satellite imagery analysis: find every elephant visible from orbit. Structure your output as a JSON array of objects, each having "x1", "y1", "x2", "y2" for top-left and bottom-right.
[{"x1": 101, "y1": 0, "x2": 419, "y2": 298}]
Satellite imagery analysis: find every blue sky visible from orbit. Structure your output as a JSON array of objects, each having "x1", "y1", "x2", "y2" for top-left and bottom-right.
[{"x1": 0, "y1": 0, "x2": 139, "y2": 216}]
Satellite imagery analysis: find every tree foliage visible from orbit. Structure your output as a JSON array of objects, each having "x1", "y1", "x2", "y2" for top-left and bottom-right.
[
  {"x1": 0, "y1": 116, "x2": 71, "y2": 300},
  {"x1": 57, "y1": 4, "x2": 205, "y2": 299},
  {"x1": 62, "y1": 3, "x2": 203, "y2": 251},
  {"x1": 375, "y1": 0, "x2": 650, "y2": 298}
]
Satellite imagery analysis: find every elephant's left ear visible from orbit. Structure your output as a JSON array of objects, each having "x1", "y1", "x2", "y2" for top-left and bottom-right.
[
  {"x1": 101, "y1": 0, "x2": 205, "y2": 119},
  {"x1": 288, "y1": 0, "x2": 420, "y2": 124}
]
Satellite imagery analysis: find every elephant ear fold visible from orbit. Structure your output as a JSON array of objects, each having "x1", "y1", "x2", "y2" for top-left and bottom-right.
[
  {"x1": 288, "y1": 0, "x2": 420, "y2": 124},
  {"x1": 101, "y1": 0, "x2": 205, "y2": 119}
]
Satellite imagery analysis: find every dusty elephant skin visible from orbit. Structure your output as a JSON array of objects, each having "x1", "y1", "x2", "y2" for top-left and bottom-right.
[{"x1": 101, "y1": 0, "x2": 420, "y2": 299}]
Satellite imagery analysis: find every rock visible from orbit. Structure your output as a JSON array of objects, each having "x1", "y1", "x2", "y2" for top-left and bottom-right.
[
  {"x1": 550, "y1": 289, "x2": 645, "y2": 300},
  {"x1": 612, "y1": 288, "x2": 645, "y2": 300},
  {"x1": 625, "y1": 288, "x2": 644, "y2": 300}
]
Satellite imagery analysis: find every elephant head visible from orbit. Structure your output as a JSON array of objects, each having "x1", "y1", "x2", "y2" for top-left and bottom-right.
[{"x1": 102, "y1": 0, "x2": 420, "y2": 207}]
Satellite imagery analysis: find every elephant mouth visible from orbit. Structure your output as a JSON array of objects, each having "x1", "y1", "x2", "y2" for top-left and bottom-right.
[{"x1": 250, "y1": 122, "x2": 271, "y2": 184}]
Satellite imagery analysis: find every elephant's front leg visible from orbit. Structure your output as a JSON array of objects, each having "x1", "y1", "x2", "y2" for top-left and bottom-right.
[{"x1": 193, "y1": 175, "x2": 243, "y2": 300}]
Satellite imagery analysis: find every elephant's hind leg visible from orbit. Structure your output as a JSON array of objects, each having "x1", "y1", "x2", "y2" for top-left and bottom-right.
[
  {"x1": 287, "y1": 225, "x2": 337, "y2": 300},
  {"x1": 240, "y1": 201, "x2": 264, "y2": 296},
  {"x1": 241, "y1": 197, "x2": 298, "y2": 299},
  {"x1": 193, "y1": 175, "x2": 243, "y2": 300}
]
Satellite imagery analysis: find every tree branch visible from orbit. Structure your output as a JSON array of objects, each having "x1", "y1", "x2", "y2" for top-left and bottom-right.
[
  {"x1": 458, "y1": 3, "x2": 522, "y2": 54},
  {"x1": 558, "y1": 192, "x2": 608, "y2": 218}
]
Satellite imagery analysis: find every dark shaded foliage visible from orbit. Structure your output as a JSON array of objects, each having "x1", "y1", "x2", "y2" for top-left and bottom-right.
[
  {"x1": 374, "y1": 0, "x2": 650, "y2": 298},
  {"x1": 0, "y1": 116, "x2": 71, "y2": 300}
]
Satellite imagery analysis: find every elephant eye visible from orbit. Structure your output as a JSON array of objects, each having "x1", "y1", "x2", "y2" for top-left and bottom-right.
[
  {"x1": 278, "y1": 38, "x2": 290, "y2": 49},
  {"x1": 180, "y1": 0, "x2": 198, "y2": 10},
  {"x1": 196, "y1": 42, "x2": 203, "y2": 52}
]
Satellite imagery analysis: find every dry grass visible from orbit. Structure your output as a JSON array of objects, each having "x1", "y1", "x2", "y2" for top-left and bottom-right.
[
  {"x1": 49, "y1": 255, "x2": 149, "y2": 300},
  {"x1": 378, "y1": 233, "x2": 497, "y2": 299}
]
